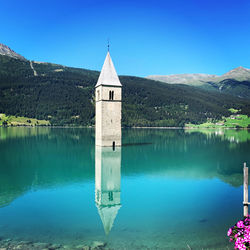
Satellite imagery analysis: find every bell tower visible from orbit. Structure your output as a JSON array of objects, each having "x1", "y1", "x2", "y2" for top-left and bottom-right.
[{"x1": 95, "y1": 51, "x2": 122, "y2": 147}]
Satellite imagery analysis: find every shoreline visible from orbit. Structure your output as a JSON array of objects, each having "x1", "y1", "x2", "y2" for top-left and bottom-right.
[
  {"x1": 131, "y1": 126, "x2": 250, "y2": 130},
  {"x1": 0, "y1": 125, "x2": 249, "y2": 130}
]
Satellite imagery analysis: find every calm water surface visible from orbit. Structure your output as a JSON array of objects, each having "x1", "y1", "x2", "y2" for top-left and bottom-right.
[{"x1": 0, "y1": 127, "x2": 250, "y2": 249}]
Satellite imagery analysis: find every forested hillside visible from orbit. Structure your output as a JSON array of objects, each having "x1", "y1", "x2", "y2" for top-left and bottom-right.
[{"x1": 0, "y1": 54, "x2": 250, "y2": 127}]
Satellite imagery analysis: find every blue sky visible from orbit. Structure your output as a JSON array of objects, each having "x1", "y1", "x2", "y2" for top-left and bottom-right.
[{"x1": 1, "y1": 0, "x2": 250, "y2": 76}]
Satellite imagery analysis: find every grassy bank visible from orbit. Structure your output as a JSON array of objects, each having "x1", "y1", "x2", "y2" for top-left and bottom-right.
[
  {"x1": 0, "y1": 113, "x2": 50, "y2": 127},
  {"x1": 186, "y1": 109, "x2": 250, "y2": 128}
]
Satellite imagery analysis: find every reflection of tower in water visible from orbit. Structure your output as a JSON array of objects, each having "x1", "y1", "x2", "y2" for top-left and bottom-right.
[{"x1": 95, "y1": 146, "x2": 121, "y2": 235}]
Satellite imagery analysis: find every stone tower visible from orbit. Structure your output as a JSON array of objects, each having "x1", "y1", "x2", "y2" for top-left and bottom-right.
[
  {"x1": 95, "y1": 146, "x2": 121, "y2": 234},
  {"x1": 95, "y1": 51, "x2": 122, "y2": 147}
]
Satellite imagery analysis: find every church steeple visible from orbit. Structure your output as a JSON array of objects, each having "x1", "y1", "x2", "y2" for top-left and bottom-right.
[
  {"x1": 95, "y1": 52, "x2": 122, "y2": 88},
  {"x1": 95, "y1": 50, "x2": 122, "y2": 147}
]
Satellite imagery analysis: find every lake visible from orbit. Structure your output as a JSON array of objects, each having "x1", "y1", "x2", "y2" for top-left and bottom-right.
[{"x1": 0, "y1": 127, "x2": 250, "y2": 249}]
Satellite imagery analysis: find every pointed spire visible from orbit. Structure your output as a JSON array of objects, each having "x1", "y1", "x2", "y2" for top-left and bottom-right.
[
  {"x1": 97, "y1": 204, "x2": 121, "y2": 235},
  {"x1": 95, "y1": 52, "x2": 122, "y2": 87}
]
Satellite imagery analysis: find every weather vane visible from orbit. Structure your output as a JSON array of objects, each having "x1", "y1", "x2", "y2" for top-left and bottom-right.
[{"x1": 107, "y1": 38, "x2": 110, "y2": 52}]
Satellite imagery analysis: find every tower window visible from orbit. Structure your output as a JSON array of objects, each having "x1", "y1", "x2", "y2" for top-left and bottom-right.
[
  {"x1": 96, "y1": 190, "x2": 100, "y2": 202},
  {"x1": 97, "y1": 90, "x2": 100, "y2": 101},
  {"x1": 109, "y1": 90, "x2": 114, "y2": 100},
  {"x1": 108, "y1": 191, "x2": 113, "y2": 201}
]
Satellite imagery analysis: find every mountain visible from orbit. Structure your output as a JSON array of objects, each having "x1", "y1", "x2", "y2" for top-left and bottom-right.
[
  {"x1": 0, "y1": 43, "x2": 26, "y2": 60},
  {"x1": 0, "y1": 44, "x2": 250, "y2": 127},
  {"x1": 222, "y1": 66, "x2": 250, "y2": 80},
  {"x1": 147, "y1": 66, "x2": 250, "y2": 84},
  {"x1": 147, "y1": 73, "x2": 218, "y2": 86},
  {"x1": 147, "y1": 67, "x2": 250, "y2": 98}
]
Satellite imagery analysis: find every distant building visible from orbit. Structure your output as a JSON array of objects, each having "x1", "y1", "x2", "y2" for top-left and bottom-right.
[
  {"x1": 95, "y1": 51, "x2": 122, "y2": 147},
  {"x1": 95, "y1": 146, "x2": 121, "y2": 234}
]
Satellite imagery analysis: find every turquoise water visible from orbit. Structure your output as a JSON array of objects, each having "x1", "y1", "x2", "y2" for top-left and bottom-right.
[{"x1": 0, "y1": 127, "x2": 250, "y2": 249}]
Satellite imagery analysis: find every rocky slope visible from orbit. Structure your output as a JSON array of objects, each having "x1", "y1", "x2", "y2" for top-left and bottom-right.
[
  {"x1": 221, "y1": 66, "x2": 250, "y2": 81},
  {"x1": 0, "y1": 43, "x2": 26, "y2": 60}
]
